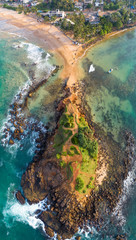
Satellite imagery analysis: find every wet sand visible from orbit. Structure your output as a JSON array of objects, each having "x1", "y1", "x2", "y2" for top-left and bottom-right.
[
  {"x1": 0, "y1": 8, "x2": 135, "y2": 91},
  {"x1": 0, "y1": 8, "x2": 83, "y2": 89}
]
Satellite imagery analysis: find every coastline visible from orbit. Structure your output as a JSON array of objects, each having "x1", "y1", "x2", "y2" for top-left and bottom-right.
[
  {"x1": 0, "y1": 8, "x2": 82, "y2": 89},
  {"x1": 0, "y1": 8, "x2": 136, "y2": 239},
  {"x1": 0, "y1": 8, "x2": 135, "y2": 91}
]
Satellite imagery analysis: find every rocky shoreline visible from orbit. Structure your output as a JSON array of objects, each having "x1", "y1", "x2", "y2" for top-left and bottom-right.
[
  {"x1": 16, "y1": 81, "x2": 135, "y2": 240},
  {"x1": 1, "y1": 65, "x2": 61, "y2": 150}
]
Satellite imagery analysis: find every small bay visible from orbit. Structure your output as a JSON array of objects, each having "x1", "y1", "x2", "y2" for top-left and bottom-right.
[{"x1": 81, "y1": 29, "x2": 136, "y2": 239}]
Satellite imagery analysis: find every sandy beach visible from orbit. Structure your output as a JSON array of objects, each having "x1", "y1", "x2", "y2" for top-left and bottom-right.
[
  {"x1": 0, "y1": 8, "x2": 135, "y2": 90},
  {"x1": 0, "y1": 8, "x2": 84, "y2": 89}
]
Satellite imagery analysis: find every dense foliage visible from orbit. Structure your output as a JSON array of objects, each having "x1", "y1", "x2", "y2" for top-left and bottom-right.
[
  {"x1": 3, "y1": 3, "x2": 17, "y2": 11},
  {"x1": 60, "y1": 9, "x2": 136, "y2": 42},
  {"x1": 104, "y1": 1, "x2": 120, "y2": 10},
  {"x1": 75, "y1": 177, "x2": 84, "y2": 191},
  {"x1": 37, "y1": 0, "x2": 74, "y2": 11}
]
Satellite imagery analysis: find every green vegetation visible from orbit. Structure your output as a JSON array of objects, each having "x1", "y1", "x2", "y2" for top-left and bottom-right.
[
  {"x1": 75, "y1": 177, "x2": 84, "y2": 191},
  {"x1": 36, "y1": 0, "x2": 74, "y2": 11},
  {"x1": 60, "y1": 113, "x2": 74, "y2": 128},
  {"x1": 70, "y1": 117, "x2": 98, "y2": 193},
  {"x1": 70, "y1": 146, "x2": 80, "y2": 155},
  {"x1": 71, "y1": 117, "x2": 98, "y2": 159},
  {"x1": 60, "y1": 9, "x2": 136, "y2": 42},
  {"x1": 3, "y1": 3, "x2": 17, "y2": 11},
  {"x1": 87, "y1": 176, "x2": 95, "y2": 189},
  {"x1": 59, "y1": 160, "x2": 66, "y2": 168},
  {"x1": 67, "y1": 149, "x2": 75, "y2": 156},
  {"x1": 56, "y1": 153, "x2": 61, "y2": 159},
  {"x1": 66, "y1": 162, "x2": 73, "y2": 179},
  {"x1": 54, "y1": 126, "x2": 72, "y2": 153},
  {"x1": 36, "y1": 2, "x2": 48, "y2": 11},
  {"x1": 53, "y1": 108, "x2": 98, "y2": 194},
  {"x1": 71, "y1": 133, "x2": 78, "y2": 145},
  {"x1": 104, "y1": 2, "x2": 119, "y2": 10},
  {"x1": 61, "y1": 151, "x2": 67, "y2": 156}
]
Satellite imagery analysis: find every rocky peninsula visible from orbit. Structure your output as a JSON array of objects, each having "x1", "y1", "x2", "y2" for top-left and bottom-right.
[
  {"x1": 0, "y1": 8, "x2": 135, "y2": 239},
  {"x1": 20, "y1": 81, "x2": 134, "y2": 239}
]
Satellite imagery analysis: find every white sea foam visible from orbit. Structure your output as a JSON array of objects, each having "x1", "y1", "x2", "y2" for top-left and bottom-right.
[
  {"x1": 113, "y1": 145, "x2": 136, "y2": 225},
  {"x1": 13, "y1": 41, "x2": 55, "y2": 78},
  {"x1": 89, "y1": 64, "x2": 95, "y2": 73},
  {"x1": 3, "y1": 183, "x2": 50, "y2": 231},
  {"x1": 76, "y1": 223, "x2": 98, "y2": 239},
  {"x1": 1, "y1": 41, "x2": 52, "y2": 155}
]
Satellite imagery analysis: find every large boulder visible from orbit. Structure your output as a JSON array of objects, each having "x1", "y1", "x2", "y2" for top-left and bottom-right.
[{"x1": 15, "y1": 191, "x2": 25, "y2": 205}]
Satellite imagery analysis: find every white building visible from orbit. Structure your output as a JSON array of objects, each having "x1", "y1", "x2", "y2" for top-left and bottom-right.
[
  {"x1": 44, "y1": 9, "x2": 66, "y2": 18},
  {"x1": 74, "y1": 2, "x2": 83, "y2": 11},
  {"x1": 95, "y1": 0, "x2": 104, "y2": 7},
  {"x1": 84, "y1": 0, "x2": 93, "y2": 6}
]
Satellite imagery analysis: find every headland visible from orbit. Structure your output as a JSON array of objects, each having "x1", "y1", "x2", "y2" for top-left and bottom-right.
[{"x1": 0, "y1": 8, "x2": 135, "y2": 240}]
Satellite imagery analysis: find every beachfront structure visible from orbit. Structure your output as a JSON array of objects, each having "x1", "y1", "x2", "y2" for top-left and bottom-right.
[
  {"x1": 84, "y1": 0, "x2": 93, "y2": 6},
  {"x1": 21, "y1": 0, "x2": 30, "y2": 3},
  {"x1": 74, "y1": 2, "x2": 83, "y2": 11},
  {"x1": 43, "y1": 9, "x2": 66, "y2": 18},
  {"x1": 95, "y1": 0, "x2": 104, "y2": 7}
]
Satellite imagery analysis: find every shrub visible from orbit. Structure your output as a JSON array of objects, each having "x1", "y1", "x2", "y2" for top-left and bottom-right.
[
  {"x1": 56, "y1": 153, "x2": 61, "y2": 159},
  {"x1": 70, "y1": 146, "x2": 80, "y2": 155},
  {"x1": 75, "y1": 177, "x2": 84, "y2": 191},
  {"x1": 3, "y1": 3, "x2": 17, "y2": 11},
  {"x1": 78, "y1": 132, "x2": 88, "y2": 148},
  {"x1": 67, "y1": 150, "x2": 75, "y2": 156},
  {"x1": 60, "y1": 113, "x2": 74, "y2": 128},
  {"x1": 87, "y1": 176, "x2": 95, "y2": 189},
  {"x1": 66, "y1": 163, "x2": 73, "y2": 179},
  {"x1": 79, "y1": 116, "x2": 88, "y2": 127},
  {"x1": 61, "y1": 151, "x2": 67, "y2": 156},
  {"x1": 87, "y1": 182, "x2": 95, "y2": 189},
  {"x1": 90, "y1": 176, "x2": 94, "y2": 181},
  {"x1": 89, "y1": 141, "x2": 98, "y2": 158},
  {"x1": 54, "y1": 127, "x2": 72, "y2": 153},
  {"x1": 71, "y1": 133, "x2": 79, "y2": 145},
  {"x1": 59, "y1": 160, "x2": 66, "y2": 168}
]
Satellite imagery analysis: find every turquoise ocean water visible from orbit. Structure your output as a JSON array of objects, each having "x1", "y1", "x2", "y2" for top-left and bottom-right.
[
  {"x1": 0, "y1": 31, "x2": 64, "y2": 240},
  {"x1": 81, "y1": 29, "x2": 136, "y2": 239},
  {"x1": 1, "y1": 25, "x2": 136, "y2": 239}
]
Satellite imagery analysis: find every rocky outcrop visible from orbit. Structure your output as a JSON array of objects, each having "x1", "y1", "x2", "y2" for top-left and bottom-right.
[
  {"x1": 20, "y1": 86, "x2": 135, "y2": 239},
  {"x1": 15, "y1": 191, "x2": 25, "y2": 205}
]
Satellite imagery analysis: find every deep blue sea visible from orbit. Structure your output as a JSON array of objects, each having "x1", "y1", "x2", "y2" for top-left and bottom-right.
[{"x1": 1, "y1": 24, "x2": 136, "y2": 239}]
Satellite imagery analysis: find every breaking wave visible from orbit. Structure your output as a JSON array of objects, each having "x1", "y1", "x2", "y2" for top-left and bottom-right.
[
  {"x1": 13, "y1": 41, "x2": 55, "y2": 79},
  {"x1": 113, "y1": 137, "x2": 136, "y2": 226},
  {"x1": 0, "y1": 41, "x2": 55, "y2": 154},
  {"x1": 3, "y1": 183, "x2": 49, "y2": 230}
]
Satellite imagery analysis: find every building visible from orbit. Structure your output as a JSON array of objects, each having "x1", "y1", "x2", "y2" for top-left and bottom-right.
[
  {"x1": 74, "y1": 2, "x2": 83, "y2": 11},
  {"x1": 84, "y1": 0, "x2": 93, "y2": 6},
  {"x1": 43, "y1": 9, "x2": 66, "y2": 18},
  {"x1": 95, "y1": 0, "x2": 104, "y2": 7}
]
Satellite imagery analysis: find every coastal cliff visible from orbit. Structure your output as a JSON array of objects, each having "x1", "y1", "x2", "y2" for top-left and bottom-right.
[{"x1": 20, "y1": 83, "x2": 134, "y2": 239}]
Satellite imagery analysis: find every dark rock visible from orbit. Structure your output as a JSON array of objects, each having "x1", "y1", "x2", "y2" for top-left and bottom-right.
[
  {"x1": 9, "y1": 139, "x2": 14, "y2": 145},
  {"x1": 76, "y1": 236, "x2": 81, "y2": 240},
  {"x1": 57, "y1": 234, "x2": 61, "y2": 240},
  {"x1": 39, "y1": 211, "x2": 61, "y2": 232},
  {"x1": 15, "y1": 191, "x2": 25, "y2": 205},
  {"x1": 45, "y1": 226, "x2": 54, "y2": 238},
  {"x1": 57, "y1": 100, "x2": 65, "y2": 112}
]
